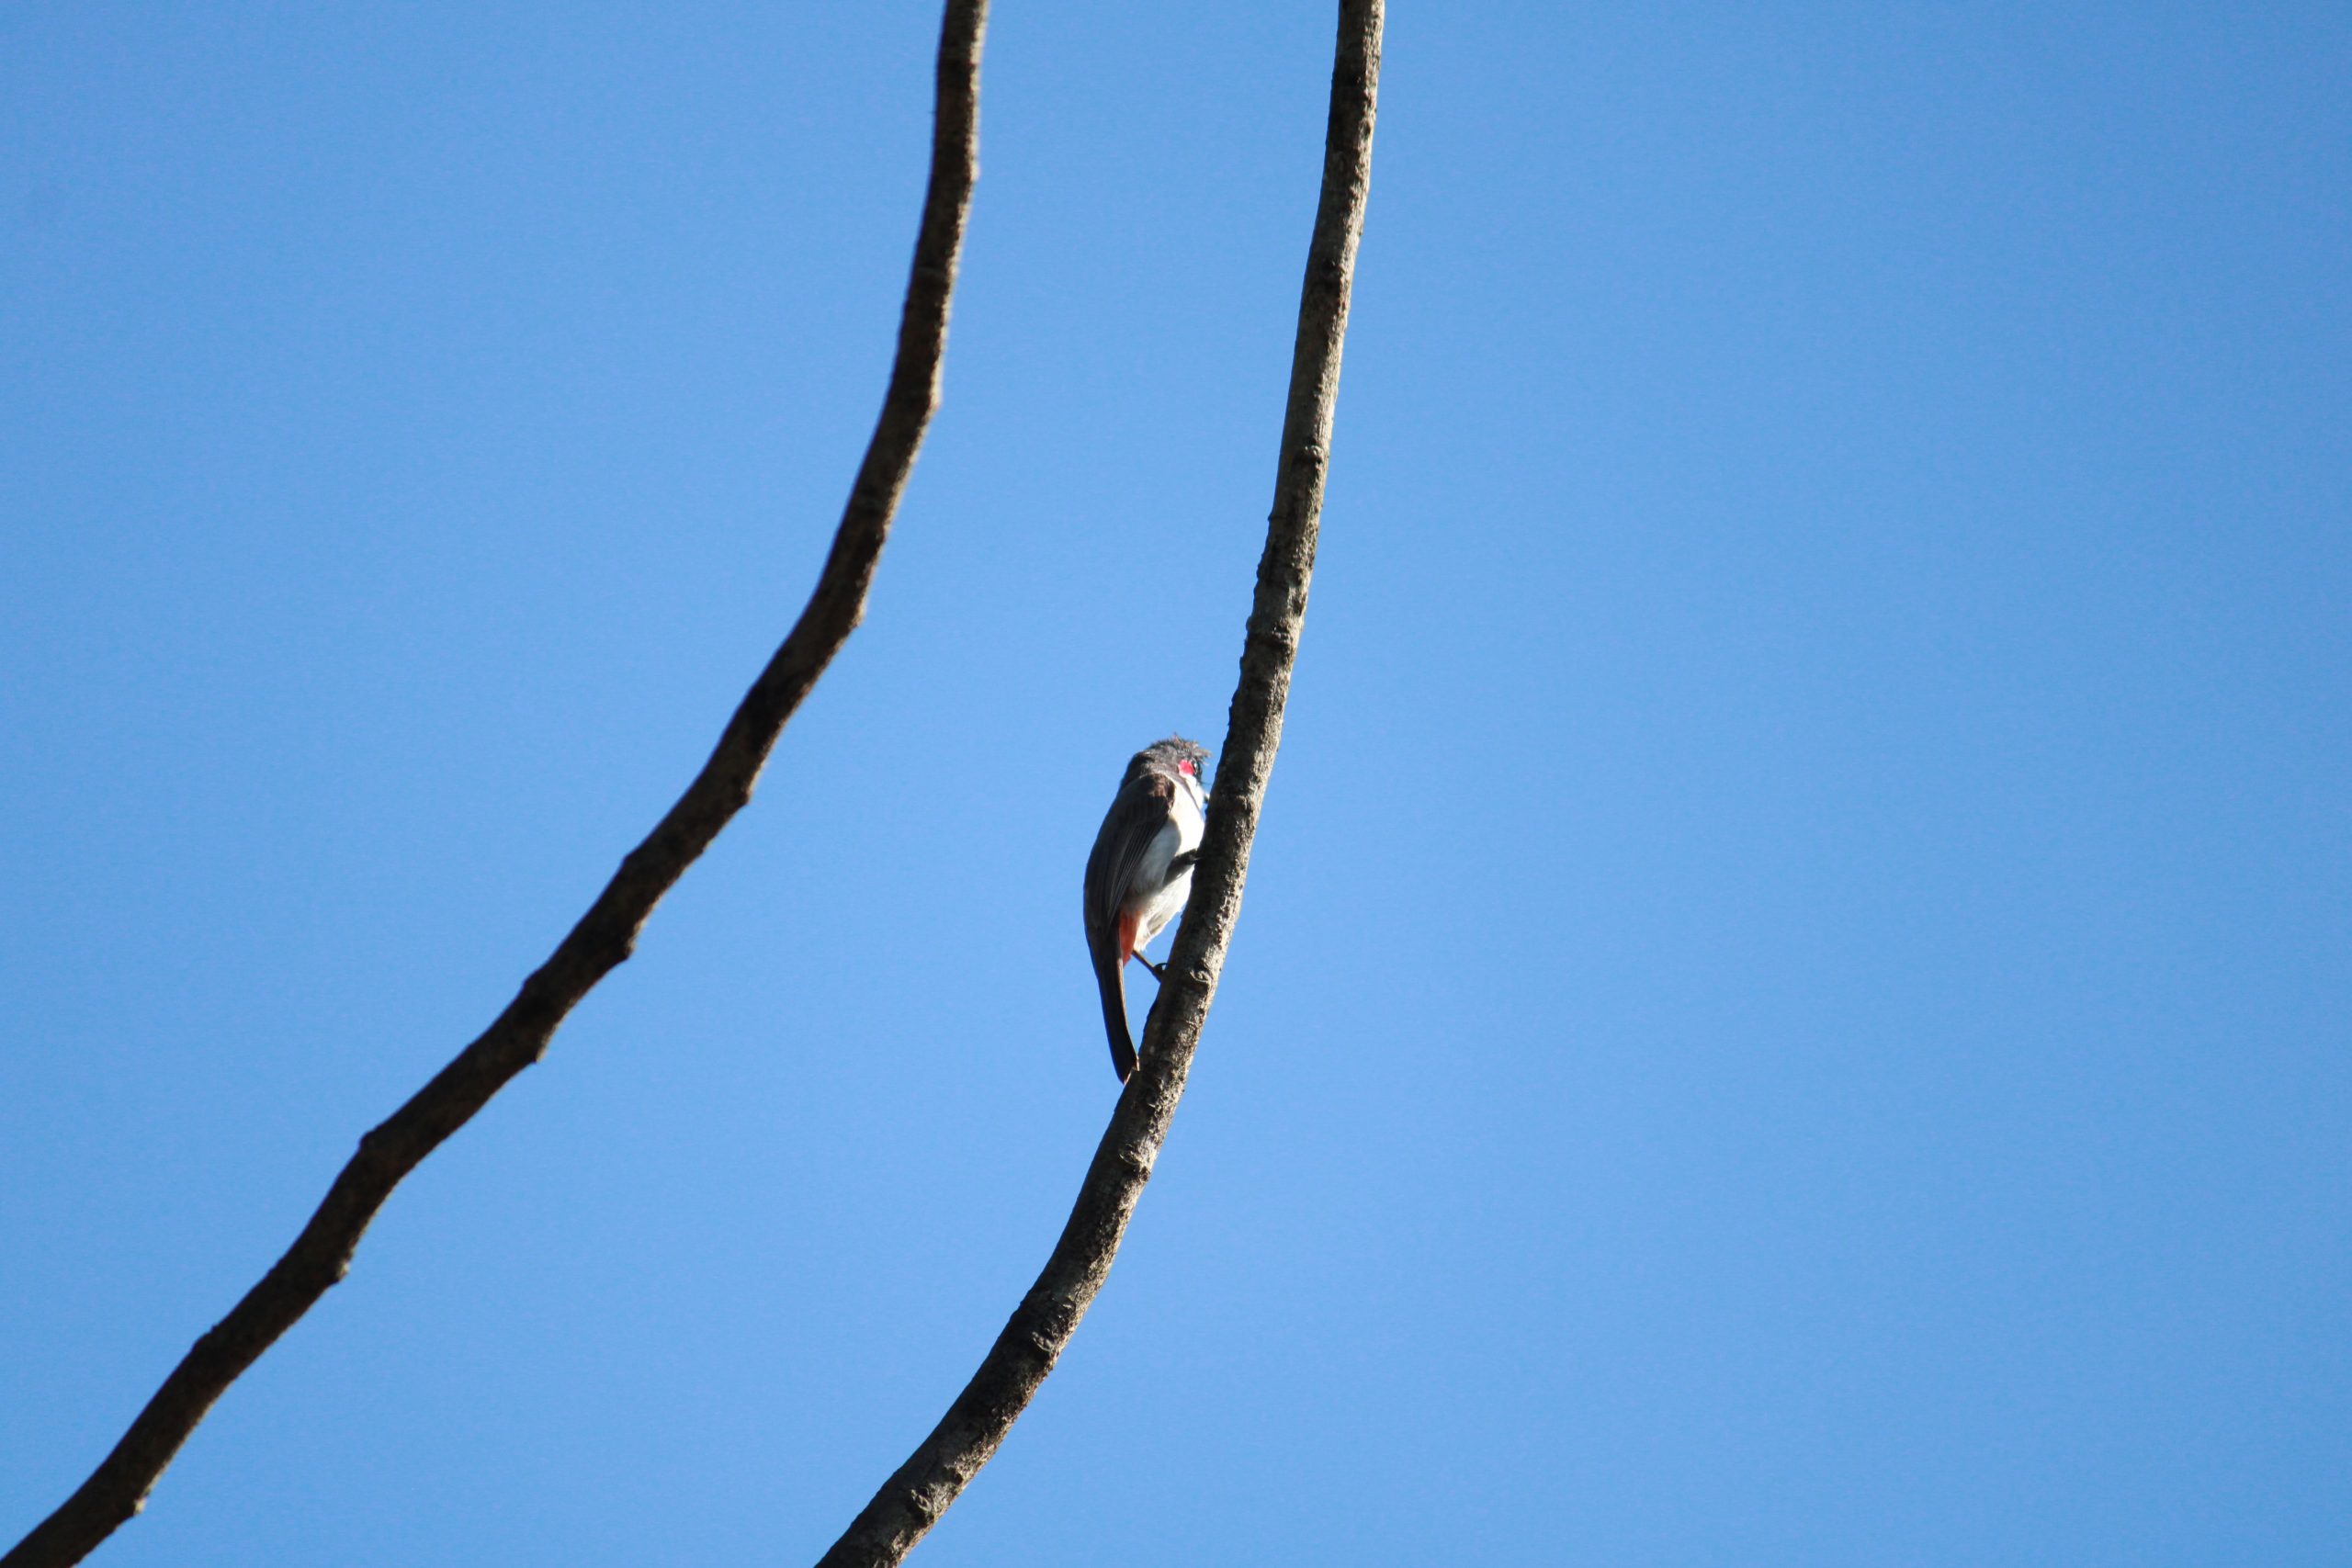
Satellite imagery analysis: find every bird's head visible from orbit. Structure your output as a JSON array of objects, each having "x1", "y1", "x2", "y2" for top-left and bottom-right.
[{"x1": 1140, "y1": 735, "x2": 1210, "y2": 783}]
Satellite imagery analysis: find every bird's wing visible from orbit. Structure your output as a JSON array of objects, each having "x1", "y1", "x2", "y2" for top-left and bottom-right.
[{"x1": 1084, "y1": 769, "x2": 1178, "y2": 950}]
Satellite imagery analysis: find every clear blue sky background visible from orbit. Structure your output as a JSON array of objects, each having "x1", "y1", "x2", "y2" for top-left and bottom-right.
[{"x1": 4, "y1": 4, "x2": 2346, "y2": 1563}]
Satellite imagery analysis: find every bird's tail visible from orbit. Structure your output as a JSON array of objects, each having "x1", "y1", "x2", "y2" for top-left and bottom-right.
[{"x1": 1094, "y1": 946, "x2": 1136, "y2": 1083}]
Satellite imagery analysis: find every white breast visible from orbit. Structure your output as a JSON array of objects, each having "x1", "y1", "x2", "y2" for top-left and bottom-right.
[{"x1": 1129, "y1": 772, "x2": 1207, "y2": 953}]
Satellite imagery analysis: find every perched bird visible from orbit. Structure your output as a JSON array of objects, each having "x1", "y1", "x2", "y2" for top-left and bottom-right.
[{"x1": 1082, "y1": 737, "x2": 1210, "y2": 1082}]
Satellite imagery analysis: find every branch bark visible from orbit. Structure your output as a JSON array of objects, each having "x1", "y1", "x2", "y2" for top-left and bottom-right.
[
  {"x1": 2, "y1": 6, "x2": 989, "y2": 1565},
  {"x1": 812, "y1": 5, "x2": 1382, "y2": 1563}
]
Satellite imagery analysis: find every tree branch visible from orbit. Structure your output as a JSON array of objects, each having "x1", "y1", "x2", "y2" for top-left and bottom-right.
[
  {"x1": 3, "y1": 6, "x2": 989, "y2": 1565},
  {"x1": 812, "y1": 5, "x2": 1382, "y2": 1563}
]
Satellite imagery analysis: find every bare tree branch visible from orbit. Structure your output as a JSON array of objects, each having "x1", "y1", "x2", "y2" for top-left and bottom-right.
[
  {"x1": 813, "y1": 5, "x2": 1382, "y2": 1563},
  {"x1": 2, "y1": 6, "x2": 989, "y2": 1565}
]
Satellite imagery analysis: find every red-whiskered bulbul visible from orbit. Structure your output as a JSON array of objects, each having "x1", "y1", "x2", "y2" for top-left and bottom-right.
[{"x1": 1083, "y1": 737, "x2": 1210, "y2": 1082}]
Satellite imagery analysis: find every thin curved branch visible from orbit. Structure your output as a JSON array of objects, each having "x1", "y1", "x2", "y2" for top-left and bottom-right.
[
  {"x1": 3, "y1": 6, "x2": 989, "y2": 1565},
  {"x1": 813, "y1": 5, "x2": 1382, "y2": 1563}
]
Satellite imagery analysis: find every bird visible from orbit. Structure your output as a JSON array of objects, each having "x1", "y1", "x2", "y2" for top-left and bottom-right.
[{"x1": 1082, "y1": 736, "x2": 1210, "y2": 1082}]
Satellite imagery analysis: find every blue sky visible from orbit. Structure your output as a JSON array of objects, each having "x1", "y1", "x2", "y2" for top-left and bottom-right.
[{"x1": 4, "y1": 4, "x2": 2346, "y2": 1563}]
